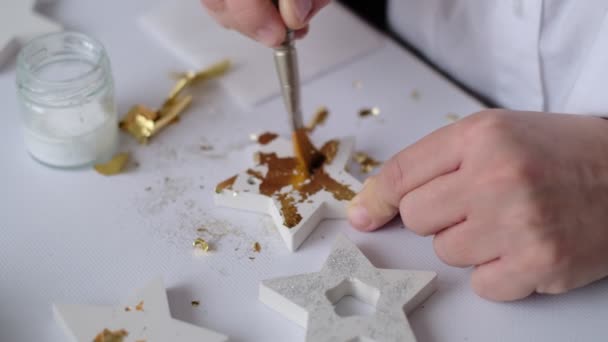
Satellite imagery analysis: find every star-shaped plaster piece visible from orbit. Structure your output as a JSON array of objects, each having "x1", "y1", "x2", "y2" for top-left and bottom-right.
[
  {"x1": 0, "y1": 0, "x2": 61, "y2": 67},
  {"x1": 259, "y1": 234, "x2": 437, "y2": 342},
  {"x1": 214, "y1": 134, "x2": 362, "y2": 252},
  {"x1": 53, "y1": 279, "x2": 228, "y2": 342}
]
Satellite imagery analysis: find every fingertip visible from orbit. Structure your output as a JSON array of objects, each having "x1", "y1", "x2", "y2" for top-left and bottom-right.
[
  {"x1": 280, "y1": 0, "x2": 313, "y2": 29},
  {"x1": 347, "y1": 202, "x2": 374, "y2": 232}
]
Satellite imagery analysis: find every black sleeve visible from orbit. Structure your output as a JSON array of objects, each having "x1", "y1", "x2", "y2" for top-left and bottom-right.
[{"x1": 338, "y1": 1, "x2": 388, "y2": 31}]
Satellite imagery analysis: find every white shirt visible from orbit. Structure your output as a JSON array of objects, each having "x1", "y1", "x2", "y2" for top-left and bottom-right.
[{"x1": 388, "y1": 0, "x2": 608, "y2": 115}]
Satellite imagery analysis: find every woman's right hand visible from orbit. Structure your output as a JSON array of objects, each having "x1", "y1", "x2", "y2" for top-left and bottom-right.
[{"x1": 200, "y1": 0, "x2": 330, "y2": 47}]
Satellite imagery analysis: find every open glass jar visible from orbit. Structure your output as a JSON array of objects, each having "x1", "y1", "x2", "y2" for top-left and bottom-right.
[{"x1": 16, "y1": 32, "x2": 118, "y2": 168}]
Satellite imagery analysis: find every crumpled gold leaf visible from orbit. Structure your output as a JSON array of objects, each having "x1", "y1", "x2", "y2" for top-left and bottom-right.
[{"x1": 94, "y1": 153, "x2": 130, "y2": 176}]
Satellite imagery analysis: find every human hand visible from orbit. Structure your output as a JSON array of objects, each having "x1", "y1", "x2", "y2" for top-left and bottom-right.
[
  {"x1": 347, "y1": 110, "x2": 608, "y2": 301},
  {"x1": 200, "y1": 0, "x2": 330, "y2": 47}
]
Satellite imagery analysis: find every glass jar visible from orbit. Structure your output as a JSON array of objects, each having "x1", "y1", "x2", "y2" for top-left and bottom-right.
[{"x1": 16, "y1": 32, "x2": 118, "y2": 168}]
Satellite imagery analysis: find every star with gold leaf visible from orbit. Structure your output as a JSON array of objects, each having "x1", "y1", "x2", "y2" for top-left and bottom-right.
[{"x1": 214, "y1": 134, "x2": 362, "y2": 252}]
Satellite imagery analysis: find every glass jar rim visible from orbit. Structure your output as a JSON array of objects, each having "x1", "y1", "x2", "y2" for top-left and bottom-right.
[{"x1": 16, "y1": 31, "x2": 112, "y2": 107}]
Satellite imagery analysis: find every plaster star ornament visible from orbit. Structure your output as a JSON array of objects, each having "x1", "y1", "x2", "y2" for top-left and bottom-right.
[
  {"x1": 259, "y1": 234, "x2": 438, "y2": 342},
  {"x1": 0, "y1": 0, "x2": 62, "y2": 67},
  {"x1": 214, "y1": 134, "x2": 363, "y2": 252},
  {"x1": 53, "y1": 279, "x2": 228, "y2": 342}
]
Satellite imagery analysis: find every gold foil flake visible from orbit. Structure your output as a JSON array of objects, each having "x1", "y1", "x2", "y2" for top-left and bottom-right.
[
  {"x1": 94, "y1": 153, "x2": 130, "y2": 176},
  {"x1": 121, "y1": 60, "x2": 230, "y2": 144},
  {"x1": 253, "y1": 242, "x2": 261, "y2": 253},
  {"x1": 319, "y1": 140, "x2": 339, "y2": 165},
  {"x1": 191, "y1": 301, "x2": 200, "y2": 307},
  {"x1": 193, "y1": 238, "x2": 210, "y2": 252},
  {"x1": 445, "y1": 113, "x2": 461, "y2": 122},
  {"x1": 169, "y1": 59, "x2": 231, "y2": 98},
  {"x1": 306, "y1": 107, "x2": 329, "y2": 132},
  {"x1": 120, "y1": 96, "x2": 192, "y2": 144},
  {"x1": 94, "y1": 329, "x2": 128, "y2": 342},
  {"x1": 216, "y1": 175, "x2": 238, "y2": 193},
  {"x1": 359, "y1": 107, "x2": 381, "y2": 118},
  {"x1": 246, "y1": 169, "x2": 264, "y2": 180},
  {"x1": 135, "y1": 301, "x2": 144, "y2": 312},
  {"x1": 277, "y1": 194, "x2": 302, "y2": 228},
  {"x1": 257, "y1": 132, "x2": 279, "y2": 145},
  {"x1": 353, "y1": 152, "x2": 382, "y2": 174}
]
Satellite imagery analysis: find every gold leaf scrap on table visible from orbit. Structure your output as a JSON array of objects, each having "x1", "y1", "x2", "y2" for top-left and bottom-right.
[
  {"x1": 217, "y1": 135, "x2": 356, "y2": 228},
  {"x1": 306, "y1": 106, "x2": 329, "y2": 132},
  {"x1": 120, "y1": 59, "x2": 231, "y2": 144},
  {"x1": 135, "y1": 301, "x2": 144, "y2": 312},
  {"x1": 445, "y1": 113, "x2": 461, "y2": 122},
  {"x1": 93, "y1": 329, "x2": 128, "y2": 342},
  {"x1": 193, "y1": 238, "x2": 210, "y2": 252},
  {"x1": 353, "y1": 152, "x2": 382, "y2": 174},
  {"x1": 94, "y1": 152, "x2": 130, "y2": 176},
  {"x1": 359, "y1": 107, "x2": 381, "y2": 118},
  {"x1": 253, "y1": 242, "x2": 262, "y2": 253},
  {"x1": 411, "y1": 89, "x2": 421, "y2": 101}
]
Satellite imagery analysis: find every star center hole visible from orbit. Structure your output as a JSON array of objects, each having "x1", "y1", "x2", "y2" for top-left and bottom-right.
[{"x1": 326, "y1": 278, "x2": 380, "y2": 317}]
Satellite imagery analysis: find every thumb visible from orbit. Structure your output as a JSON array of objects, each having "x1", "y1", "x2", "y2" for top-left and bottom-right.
[{"x1": 347, "y1": 175, "x2": 400, "y2": 232}]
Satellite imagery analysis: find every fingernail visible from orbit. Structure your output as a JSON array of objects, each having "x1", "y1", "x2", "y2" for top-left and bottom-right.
[
  {"x1": 256, "y1": 24, "x2": 280, "y2": 47},
  {"x1": 348, "y1": 204, "x2": 372, "y2": 231},
  {"x1": 294, "y1": 0, "x2": 313, "y2": 22}
]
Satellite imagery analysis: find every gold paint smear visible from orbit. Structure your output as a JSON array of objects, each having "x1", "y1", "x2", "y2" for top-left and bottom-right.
[
  {"x1": 216, "y1": 175, "x2": 238, "y2": 193},
  {"x1": 277, "y1": 193, "x2": 302, "y2": 228},
  {"x1": 94, "y1": 153, "x2": 130, "y2": 176},
  {"x1": 257, "y1": 132, "x2": 278, "y2": 145},
  {"x1": 319, "y1": 140, "x2": 339, "y2": 165},
  {"x1": 306, "y1": 106, "x2": 329, "y2": 132},
  {"x1": 94, "y1": 329, "x2": 128, "y2": 342}
]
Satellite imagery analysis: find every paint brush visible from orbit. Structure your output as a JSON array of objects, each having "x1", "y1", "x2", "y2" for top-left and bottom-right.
[{"x1": 272, "y1": 1, "x2": 325, "y2": 175}]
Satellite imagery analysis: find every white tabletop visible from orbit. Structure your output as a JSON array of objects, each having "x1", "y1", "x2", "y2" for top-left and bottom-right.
[{"x1": 1, "y1": 1, "x2": 607, "y2": 341}]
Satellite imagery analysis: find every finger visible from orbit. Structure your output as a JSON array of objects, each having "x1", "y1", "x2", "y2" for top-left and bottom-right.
[
  {"x1": 432, "y1": 220, "x2": 503, "y2": 267},
  {"x1": 223, "y1": 0, "x2": 286, "y2": 47},
  {"x1": 279, "y1": 0, "x2": 330, "y2": 29},
  {"x1": 471, "y1": 258, "x2": 537, "y2": 301},
  {"x1": 295, "y1": 26, "x2": 309, "y2": 39},
  {"x1": 399, "y1": 171, "x2": 467, "y2": 236},
  {"x1": 348, "y1": 123, "x2": 464, "y2": 231}
]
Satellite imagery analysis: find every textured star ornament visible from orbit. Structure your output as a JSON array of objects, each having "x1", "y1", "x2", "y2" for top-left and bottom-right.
[
  {"x1": 0, "y1": 0, "x2": 61, "y2": 67},
  {"x1": 53, "y1": 279, "x2": 228, "y2": 342},
  {"x1": 214, "y1": 135, "x2": 362, "y2": 252},
  {"x1": 259, "y1": 234, "x2": 437, "y2": 342}
]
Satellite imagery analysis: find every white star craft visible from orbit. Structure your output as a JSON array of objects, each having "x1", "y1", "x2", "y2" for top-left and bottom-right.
[
  {"x1": 259, "y1": 234, "x2": 437, "y2": 342},
  {"x1": 53, "y1": 278, "x2": 228, "y2": 342},
  {"x1": 0, "y1": 0, "x2": 61, "y2": 68},
  {"x1": 214, "y1": 134, "x2": 362, "y2": 252}
]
